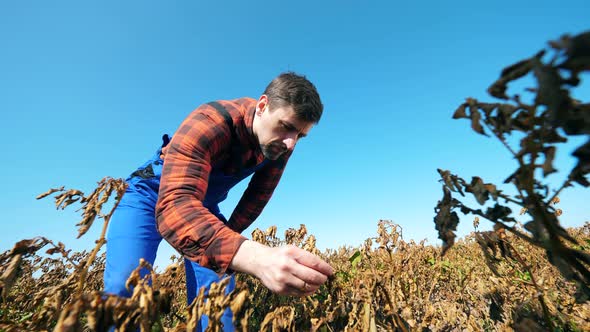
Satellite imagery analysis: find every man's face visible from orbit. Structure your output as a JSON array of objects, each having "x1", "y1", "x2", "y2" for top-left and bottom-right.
[{"x1": 252, "y1": 95, "x2": 314, "y2": 160}]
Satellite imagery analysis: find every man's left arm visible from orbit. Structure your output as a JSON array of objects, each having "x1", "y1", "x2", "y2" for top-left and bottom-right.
[
  {"x1": 226, "y1": 151, "x2": 292, "y2": 233},
  {"x1": 226, "y1": 151, "x2": 334, "y2": 297}
]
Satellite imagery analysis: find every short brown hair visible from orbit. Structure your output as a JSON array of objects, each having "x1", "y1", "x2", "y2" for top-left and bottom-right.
[{"x1": 263, "y1": 72, "x2": 323, "y2": 123}]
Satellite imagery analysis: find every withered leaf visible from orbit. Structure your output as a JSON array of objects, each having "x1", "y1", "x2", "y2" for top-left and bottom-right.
[
  {"x1": 125, "y1": 268, "x2": 141, "y2": 292},
  {"x1": 500, "y1": 55, "x2": 538, "y2": 80},
  {"x1": 542, "y1": 146, "x2": 557, "y2": 176},
  {"x1": 46, "y1": 241, "x2": 67, "y2": 256},
  {"x1": 0, "y1": 254, "x2": 22, "y2": 301},
  {"x1": 10, "y1": 237, "x2": 49, "y2": 256},
  {"x1": 36, "y1": 186, "x2": 65, "y2": 200},
  {"x1": 434, "y1": 187, "x2": 459, "y2": 255},
  {"x1": 497, "y1": 104, "x2": 517, "y2": 117},
  {"x1": 488, "y1": 54, "x2": 539, "y2": 99},
  {"x1": 570, "y1": 167, "x2": 590, "y2": 187},
  {"x1": 572, "y1": 138, "x2": 590, "y2": 168},
  {"x1": 54, "y1": 189, "x2": 85, "y2": 210},
  {"x1": 485, "y1": 204, "x2": 514, "y2": 222},
  {"x1": 453, "y1": 103, "x2": 468, "y2": 119},
  {"x1": 559, "y1": 30, "x2": 590, "y2": 73},
  {"x1": 485, "y1": 184, "x2": 500, "y2": 201},
  {"x1": 469, "y1": 104, "x2": 487, "y2": 136},
  {"x1": 544, "y1": 129, "x2": 568, "y2": 144},
  {"x1": 437, "y1": 169, "x2": 465, "y2": 196},
  {"x1": 465, "y1": 177, "x2": 490, "y2": 205},
  {"x1": 517, "y1": 135, "x2": 543, "y2": 159},
  {"x1": 478, "y1": 103, "x2": 497, "y2": 117},
  {"x1": 512, "y1": 110, "x2": 534, "y2": 132},
  {"x1": 560, "y1": 102, "x2": 590, "y2": 135},
  {"x1": 489, "y1": 103, "x2": 517, "y2": 134},
  {"x1": 534, "y1": 63, "x2": 571, "y2": 126},
  {"x1": 229, "y1": 290, "x2": 248, "y2": 318},
  {"x1": 504, "y1": 165, "x2": 534, "y2": 192},
  {"x1": 571, "y1": 139, "x2": 590, "y2": 186},
  {"x1": 54, "y1": 300, "x2": 83, "y2": 332}
]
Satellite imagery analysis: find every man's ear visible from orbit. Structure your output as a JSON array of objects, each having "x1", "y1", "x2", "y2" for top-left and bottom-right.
[{"x1": 256, "y1": 95, "x2": 268, "y2": 115}]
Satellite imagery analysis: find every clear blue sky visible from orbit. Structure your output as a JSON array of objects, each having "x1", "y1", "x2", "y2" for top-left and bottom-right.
[{"x1": 1, "y1": 1, "x2": 588, "y2": 270}]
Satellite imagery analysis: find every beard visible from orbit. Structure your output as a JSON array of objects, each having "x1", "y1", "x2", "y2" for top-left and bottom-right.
[{"x1": 261, "y1": 141, "x2": 287, "y2": 160}]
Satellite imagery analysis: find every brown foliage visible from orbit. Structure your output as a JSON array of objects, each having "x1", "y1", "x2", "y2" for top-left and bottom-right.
[
  {"x1": 4, "y1": 219, "x2": 589, "y2": 331},
  {"x1": 436, "y1": 30, "x2": 590, "y2": 306}
]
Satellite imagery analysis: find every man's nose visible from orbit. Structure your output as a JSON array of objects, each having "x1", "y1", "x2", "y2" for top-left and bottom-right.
[{"x1": 283, "y1": 136, "x2": 297, "y2": 150}]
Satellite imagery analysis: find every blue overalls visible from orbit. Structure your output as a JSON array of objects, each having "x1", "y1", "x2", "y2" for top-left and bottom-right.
[{"x1": 104, "y1": 105, "x2": 267, "y2": 331}]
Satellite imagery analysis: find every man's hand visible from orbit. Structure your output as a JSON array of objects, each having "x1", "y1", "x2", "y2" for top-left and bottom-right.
[{"x1": 229, "y1": 240, "x2": 333, "y2": 296}]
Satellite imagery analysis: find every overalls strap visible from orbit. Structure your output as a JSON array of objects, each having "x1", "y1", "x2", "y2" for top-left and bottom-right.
[{"x1": 207, "y1": 101, "x2": 243, "y2": 173}]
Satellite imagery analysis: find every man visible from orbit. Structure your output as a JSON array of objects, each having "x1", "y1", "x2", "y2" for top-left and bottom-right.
[{"x1": 104, "y1": 72, "x2": 333, "y2": 331}]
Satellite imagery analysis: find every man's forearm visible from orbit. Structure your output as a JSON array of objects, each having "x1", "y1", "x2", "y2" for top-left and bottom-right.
[{"x1": 229, "y1": 240, "x2": 269, "y2": 277}]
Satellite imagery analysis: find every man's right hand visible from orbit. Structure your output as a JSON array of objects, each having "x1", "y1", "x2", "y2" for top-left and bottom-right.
[{"x1": 229, "y1": 240, "x2": 334, "y2": 296}]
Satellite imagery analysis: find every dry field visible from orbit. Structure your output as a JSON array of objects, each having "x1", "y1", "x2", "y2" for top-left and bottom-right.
[{"x1": 1, "y1": 209, "x2": 589, "y2": 331}]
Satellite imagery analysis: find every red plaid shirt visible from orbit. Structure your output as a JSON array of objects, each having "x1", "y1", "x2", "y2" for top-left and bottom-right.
[{"x1": 155, "y1": 98, "x2": 292, "y2": 274}]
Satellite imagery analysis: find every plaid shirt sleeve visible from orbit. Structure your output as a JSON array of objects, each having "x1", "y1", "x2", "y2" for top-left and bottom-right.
[
  {"x1": 155, "y1": 103, "x2": 247, "y2": 274},
  {"x1": 226, "y1": 151, "x2": 292, "y2": 234}
]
